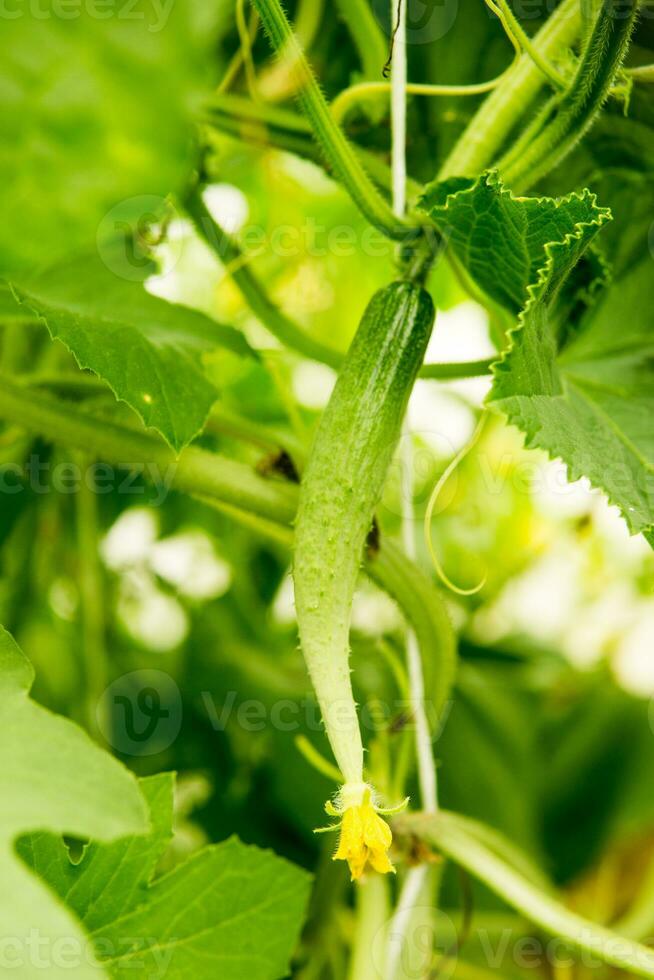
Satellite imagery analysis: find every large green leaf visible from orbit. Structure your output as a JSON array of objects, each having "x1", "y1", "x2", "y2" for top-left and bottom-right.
[
  {"x1": 494, "y1": 248, "x2": 654, "y2": 539},
  {"x1": 0, "y1": 626, "x2": 147, "y2": 980},
  {"x1": 20, "y1": 773, "x2": 312, "y2": 980},
  {"x1": 421, "y1": 172, "x2": 654, "y2": 540},
  {"x1": 7, "y1": 253, "x2": 255, "y2": 451},
  {"x1": 0, "y1": 0, "x2": 209, "y2": 274}
]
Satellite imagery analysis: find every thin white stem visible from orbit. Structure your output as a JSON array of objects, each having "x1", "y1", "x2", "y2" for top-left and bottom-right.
[
  {"x1": 390, "y1": 0, "x2": 407, "y2": 218},
  {"x1": 386, "y1": 7, "x2": 440, "y2": 975},
  {"x1": 390, "y1": 0, "x2": 438, "y2": 816},
  {"x1": 385, "y1": 864, "x2": 430, "y2": 979},
  {"x1": 401, "y1": 419, "x2": 438, "y2": 814}
]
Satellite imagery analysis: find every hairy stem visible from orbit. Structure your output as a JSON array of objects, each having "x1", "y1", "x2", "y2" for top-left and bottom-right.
[
  {"x1": 498, "y1": 0, "x2": 639, "y2": 190},
  {"x1": 439, "y1": 0, "x2": 582, "y2": 178},
  {"x1": 251, "y1": 0, "x2": 422, "y2": 241}
]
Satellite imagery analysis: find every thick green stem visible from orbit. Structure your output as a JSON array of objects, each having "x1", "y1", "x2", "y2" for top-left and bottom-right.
[
  {"x1": 397, "y1": 811, "x2": 654, "y2": 979},
  {"x1": 439, "y1": 0, "x2": 582, "y2": 178},
  {"x1": 0, "y1": 378, "x2": 297, "y2": 525},
  {"x1": 492, "y1": 0, "x2": 568, "y2": 90},
  {"x1": 369, "y1": 544, "x2": 455, "y2": 718},
  {"x1": 256, "y1": 0, "x2": 326, "y2": 101},
  {"x1": 498, "y1": 0, "x2": 638, "y2": 190},
  {"x1": 251, "y1": 0, "x2": 422, "y2": 241}
]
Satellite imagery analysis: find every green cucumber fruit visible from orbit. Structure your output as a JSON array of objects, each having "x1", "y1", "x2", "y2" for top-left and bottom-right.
[{"x1": 293, "y1": 281, "x2": 435, "y2": 785}]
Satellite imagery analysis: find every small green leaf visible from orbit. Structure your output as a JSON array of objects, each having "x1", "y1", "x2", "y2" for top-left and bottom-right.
[
  {"x1": 397, "y1": 809, "x2": 654, "y2": 978},
  {"x1": 20, "y1": 773, "x2": 312, "y2": 980},
  {"x1": 7, "y1": 253, "x2": 255, "y2": 452},
  {"x1": 0, "y1": 626, "x2": 147, "y2": 980}
]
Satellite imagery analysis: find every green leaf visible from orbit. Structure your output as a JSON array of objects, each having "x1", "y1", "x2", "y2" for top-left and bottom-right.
[
  {"x1": 397, "y1": 809, "x2": 654, "y2": 978},
  {"x1": 0, "y1": 0, "x2": 209, "y2": 275},
  {"x1": 20, "y1": 773, "x2": 313, "y2": 980},
  {"x1": 422, "y1": 172, "x2": 654, "y2": 540},
  {"x1": 419, "y1": 171, "x2": 609, "y2": 314},
  {"x1": 17, "y1": 775, "x2": 174, "y2": 934},
  {"x1": 6, "y1": 252, "x2": 255, "y2": 452},
  {"x1": 0, "y1": 626, "x2": 147, "y2": 980},
  {"x1": 491, "y1": 223, "x2": 654, "y2": 538}
]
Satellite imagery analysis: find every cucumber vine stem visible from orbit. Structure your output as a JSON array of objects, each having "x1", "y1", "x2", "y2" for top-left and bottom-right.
[
  {"x1": 256, "y1": 0, "x2": 326, "y2": 102},
  {"x1": 439, "y1": 0, "x2": 582, "y2": 178},
  {"x1": 497, "y1": 0, "x2": 639, "y2": 190},
  {"x1": 489, "y1": 0, "x2": 568, "y2": 91},
  {"x1": 204, "y1": 92, "x2": 424, "y2": 201},
  {"x1": 251, "y1": 0, "x2": 423, "y2": 242},
  {"x1": 0, "y1": 378, "x2": 298, "y2": 526}
]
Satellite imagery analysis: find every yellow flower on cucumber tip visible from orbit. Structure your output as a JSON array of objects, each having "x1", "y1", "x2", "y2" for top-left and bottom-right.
[{"x1": 317, "y1": 784, "x2": 409, "y2": 881}]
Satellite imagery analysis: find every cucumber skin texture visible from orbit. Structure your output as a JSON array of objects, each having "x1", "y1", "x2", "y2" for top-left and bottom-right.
[{"x1": 293, "y1": 281, "x2": 435, "y2": 784}]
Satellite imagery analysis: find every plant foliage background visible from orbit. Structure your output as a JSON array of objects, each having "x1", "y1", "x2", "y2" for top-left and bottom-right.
[{"x1": 2, "y1": 0, "x2": 654, "y2": 977}]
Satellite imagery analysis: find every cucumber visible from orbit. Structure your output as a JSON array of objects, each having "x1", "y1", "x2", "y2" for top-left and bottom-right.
[{"x1": 293, "y1": 281, "x2": 434, "y2": 789}]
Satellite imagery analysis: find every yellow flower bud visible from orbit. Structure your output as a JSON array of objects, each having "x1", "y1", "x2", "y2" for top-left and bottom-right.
[{"x1": 333, "y1": 796, "x2": 395, "y2": 881}]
